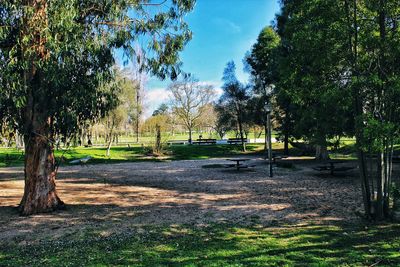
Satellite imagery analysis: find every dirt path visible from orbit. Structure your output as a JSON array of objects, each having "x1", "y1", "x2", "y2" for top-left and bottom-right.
[{"x1": 0, "y1": 158, "x2": 363, "y2": 245}]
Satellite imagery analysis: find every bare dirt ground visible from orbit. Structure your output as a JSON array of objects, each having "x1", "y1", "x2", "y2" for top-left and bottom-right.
[{"x1": 0, "y1": 158, "x2": 363, "y2": 246}]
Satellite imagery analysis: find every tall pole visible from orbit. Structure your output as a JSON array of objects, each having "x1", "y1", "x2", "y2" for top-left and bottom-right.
[{"x1": 267, "y1": 112, "x2": 273, "y2": 177}]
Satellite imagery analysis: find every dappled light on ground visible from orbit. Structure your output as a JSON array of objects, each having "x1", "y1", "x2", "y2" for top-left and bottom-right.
[{"x1": 0, "y1": 158, "x2": 363, "y2": 245}]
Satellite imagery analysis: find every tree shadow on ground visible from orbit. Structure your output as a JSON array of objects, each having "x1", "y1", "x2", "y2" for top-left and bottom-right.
[{"x1": 1, "y1": 216, "x2": 399, "y2": 266}]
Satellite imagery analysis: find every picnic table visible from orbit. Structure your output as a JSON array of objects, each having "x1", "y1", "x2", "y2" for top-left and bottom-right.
[
  {"x1": 226, "y1": 158, "x2": 252, "y2": 171},
  {"x1": 313, "y1": 159, "x2": 355, "y2": 175}
]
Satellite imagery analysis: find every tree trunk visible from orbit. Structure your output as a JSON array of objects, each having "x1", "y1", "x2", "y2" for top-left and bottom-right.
[
  {"x1": 155, "y1": 124, "x2": 161, "y2": 154},
  {"x1": 188, "y1": 126, "x2": 192, "y2": 144},
  {"x1": 106, "y1": 133, "x2": 112, "y2": 157},
  {"x1": 375, "y1": 151, "x2": 385, "y2": 220},
  {"x1": 315, "y1": 144, "x2": 329, "y2": 161},
  {"x1": 284, "y1": 131, "x2": 289, "y2": 156},
  {"x1": 19, "y1": 134, "x2": 64, "y2": 215}
]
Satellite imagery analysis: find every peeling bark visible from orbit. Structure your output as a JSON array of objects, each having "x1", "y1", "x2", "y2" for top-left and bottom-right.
[{"x1": 19, "y1": 134, "x2": 64, "y2": 216}]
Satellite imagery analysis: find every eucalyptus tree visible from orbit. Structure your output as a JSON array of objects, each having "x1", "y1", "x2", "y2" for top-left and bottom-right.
[
  {"x1": 0, "y1": 0, "x2": 195, "y2": 215},
  {"x1": 168, "y1": 77, "x2": 215, "y2": 143},
  {"x1": 219, "y1": 61, "x2": 250, "y2": 151}
]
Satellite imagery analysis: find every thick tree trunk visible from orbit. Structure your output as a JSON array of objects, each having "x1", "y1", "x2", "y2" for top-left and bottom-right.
[
  {"x1": 19, "y1": 135, "x2": 64, "y2": 215},
  {"x1": 315, "y1": 144, "x2": 329, "y2": 161}
]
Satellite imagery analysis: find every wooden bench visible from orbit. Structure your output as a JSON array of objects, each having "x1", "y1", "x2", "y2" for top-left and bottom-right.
[
  {"x1": 167, "y1": 140, "x2": 188, "y2": 145},
  {"x1": 192, "y1": 138, "x2": 216, "y2": 145},
  {"x1": 227, "y1": 138, "x2": 248, "y2": 144}
]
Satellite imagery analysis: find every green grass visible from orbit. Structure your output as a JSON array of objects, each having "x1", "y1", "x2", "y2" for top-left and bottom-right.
[
  {"x1": 0, "y1": 143, "x2": 270, "y2": 167},
  {"x1": 1, "y1": 223, "x2": 399, "y2": 266}
]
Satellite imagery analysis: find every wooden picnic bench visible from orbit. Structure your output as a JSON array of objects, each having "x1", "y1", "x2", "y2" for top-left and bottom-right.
[
  {"x1": 313, "y1": 160, "x2": 355, "y2": 175},
  {"x1": 227, "y1": 138, "x2": 248, "y2": 144},
  {"x1": 192, "y1": 138, "x2": 217, "y2": 145},
  {"x1": 225, "y1": 158, "x2": 255, "y2": 171}
]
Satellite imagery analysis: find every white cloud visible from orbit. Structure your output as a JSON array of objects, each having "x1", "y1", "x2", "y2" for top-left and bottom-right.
[{"x1": 143, "y1": 87, "x2": 171, "y2": 118}]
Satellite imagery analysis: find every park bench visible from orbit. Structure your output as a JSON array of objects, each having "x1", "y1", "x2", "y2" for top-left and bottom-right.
[
  {"x1": 192, "y1": 138, "x2": 217, "y2": 145},
  {"x1": 227, "y1": 138, "x2": 248, "y2": 144},
  {"x1": 167, "y1": 140, "x2": 188, "y2": 145},
  {"x1": 69, "y1": 156, "x2": 92, "y2": 166}
]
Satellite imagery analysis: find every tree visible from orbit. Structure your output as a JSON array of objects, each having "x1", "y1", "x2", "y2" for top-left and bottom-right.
[
  {"x1": 214, "y1": 101, "x2": 236, "y2": 139},
  {"x1": 152, "y1": 103, "x2": 169, "y2": 116},
  {"x1": 0, "y1": 0, "x2": 195, "y2": 215},
  {"x1": 168, "y1": 77, "x2": 215, "y2": 143},
  {"x1": 102, "y1": 71, "x2": 139, "y2": 156},
  {"x1": 275, "y1": 0, "x2": 354, "y2": 160},
  {"x1": 274, "y1": 0, "x2": 400, "y2": 219},
  {"x1": 342, "y1": 0, "x2": 400, "y2": 219},
  {"x1": 219, "y1": 61, "x2": 249, "y2": 151},
  {"x1": 246, "y1": 27, "x2": 282, "y2": 152},
  {"x1": 197, "y1": 103, "x2": 218, "y2": 137}
]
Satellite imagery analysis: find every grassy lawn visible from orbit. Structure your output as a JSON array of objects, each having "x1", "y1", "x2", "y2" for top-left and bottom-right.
[
  {"x1": 0, "y1": 143, "x2": 274, "y2": 167},
  {"x1": 1, "y1": 222, "x2": 399, "y2": 266}
]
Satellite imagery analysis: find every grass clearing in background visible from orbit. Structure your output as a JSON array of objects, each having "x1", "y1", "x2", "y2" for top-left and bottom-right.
[{"x1": 0, "y1": 143, "x2": 274, "y2": 167}]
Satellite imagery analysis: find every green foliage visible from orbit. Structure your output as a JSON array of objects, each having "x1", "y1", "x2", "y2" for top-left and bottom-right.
[
  {"x1": 152, "y1": 103, "x2": 169, "y2": 116},
  {"x1": 274, "y1": 0, "x2": 354, "y2": 146},
  {"x1": 0, "y1": 0, "x2": 195, "y2": 138},
  {"x1": 218, "y1": 61, "x2": 251, "y2": 143}
]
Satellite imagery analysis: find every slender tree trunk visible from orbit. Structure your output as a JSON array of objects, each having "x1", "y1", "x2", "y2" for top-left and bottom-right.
[
  {"x1": 284, "y1": 131, "x2": 289, "y2": 156},
  {"x1": 345, "y1": 0, "x2": 372, "y2": 218},
  {"x1": 236, "y1": 103, "x2": 246, "y2": 152},
  {"x1": 155, "y1": 124, "x2": 161, "y2": 153},
  {"x1": 188, "y1": 127, "x2": 192, "y2": 144},
  {"x1": 106, "y1": 121, "x2": 115, "y2": 157},
  {"x1": 19, "y1": 132, "x2": 64, "y2": 215},
  {"x1": 376, "y1": 152, "x2": 385, "y2": 219}
]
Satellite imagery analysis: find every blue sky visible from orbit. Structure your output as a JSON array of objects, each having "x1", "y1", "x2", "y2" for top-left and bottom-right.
[{"x1": 143, "y1": 0, "x2": 280, "y2": 116}]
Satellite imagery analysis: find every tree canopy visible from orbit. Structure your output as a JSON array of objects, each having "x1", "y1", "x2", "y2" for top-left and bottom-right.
[{"x1": 0, "y1": 0, "x2": 195, "y2": 215}]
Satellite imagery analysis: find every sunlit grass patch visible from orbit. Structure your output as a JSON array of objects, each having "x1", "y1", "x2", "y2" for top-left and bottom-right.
[{"x1": 1, "y1": 223, "x2": 399, "y2": 266}]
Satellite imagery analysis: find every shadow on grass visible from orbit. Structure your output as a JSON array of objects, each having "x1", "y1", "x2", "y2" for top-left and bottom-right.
[{"x1": 1, "y1": 215, "x2": 399, "y2": 266}]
